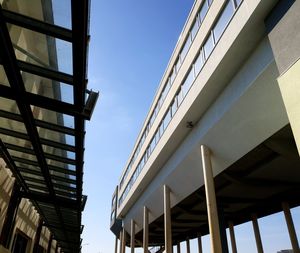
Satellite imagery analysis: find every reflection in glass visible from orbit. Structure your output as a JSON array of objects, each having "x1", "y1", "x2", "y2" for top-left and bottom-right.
[
  {"x1": 31, "y1": 106, "x2": 74, "y2": 128},
  {"x1": 9, "y1": 149, "x2": 38, "y2": 162},
  {"x1": 37, "y1": 127, "x2": 75, "y2": 146},
  {"x1": 0, "y1": 97, "x2": 20, "y2": 114},
  {"x1": 8, "y1": 24, "x2": 73, "y2": 74},
  {"x1": 0, "y1": 65, "x2": 10, "y2": 86},
  {"x1": 200, "y1": 0, "x2": 209, "y2": 22},
  {"x1": 0, "y1": 134, "x2": 33, "y2": 150},
  {"x1": 204, "y1": 33, "x2": 215, "y2": 59},
  {"x1": 213, "y1": 1, "x2": 234, "y2": 42},
  {"x1": 21, "y1": 71, "x2": 73, "y2": 104},
  {"x1": 194, "y1": 50, "x2": 205, "y2": 76},
  {"x1": 1, "y1": 0, "x2": 72, "y2": 29}
]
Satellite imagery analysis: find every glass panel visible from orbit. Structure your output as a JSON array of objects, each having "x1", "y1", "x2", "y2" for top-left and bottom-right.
[
  {"x1": 235, "y1": 0, "x2": 242, "y2": 7},
  {"x1": 213, "y1": 1, "x2": 234, "y2": 42},
  {"x1": 191, "y1": 16, "x2": 200, "y2": 41},
  {"x1": 0, "y1": 134, "x2": 32, "y2": 149},
  {"x1": 21, "y1": 172, "x2": 44, "y2": 181},
  {"x1": 31, "y1": 106, "x2": 74, "y2": 128},
  {"x1": 47, "y1": 158, "x2": 75, "y2": 171},
  {"x1": 1, "y1": 118, "x2": 27, "y2": 134},
  {"x1": 175, "y1": 58, "x2": 181, "y2": 73},
  {"x1": 29, "y1": 187, "x2": 47, "y2": 193},
  {"x1": 163, "y1": 109, "x2": 172, "y2": 128},
  {"x1": 15, "y1": 162, "x2": 40, "y2": 172},
  {"x1": 8, "y1": 24, "x2": 73, "y2": 74},
  {"x1": 27, "y1": 181, "x2": 46, "y2": 188},
  {"x1": 0, "y1": 65, "x2": 10, "y2": 86},
  {"x1": 194, "y1": 50, "x2": 205, "y2": 76},
  {"x1": 177, "y1": 89, "x2": 184, "y2": 106},
  {"x1": 1, "y1": 0, "x2": 72, "y2": 29},
  {"x1": 170, "y1": 68, "x2": 176, "y2": 84},
  {"x1": 42, "y1": 145, "x2": 75, "y2": 159},
  {"x1": 203, "y1": 33, "x2": 215, "y2": 59},
  {"x1": 8, "y1": 149, "x2": 38, "y2": 162},
  {"x1": 21, "y1": 71, "x2": 73, "y2": 104},
  {"x1": 181, "y1": 36, "x2": 191, "y2": 61},
  {"x1": 200, "y1": 0, "x2": 209, "y2": 22},
  {"x1": 171, "y1": 99, "x2": 178, "y2": 117},
  {"x1": 0, "y1": 97, "x2": 20, "y2": 114},
  {"x1": 37, "y1": 127, "x2": 75, "y2": 146},
  {"x1": 182, "y1": 68, "x2": 194, "y2": 96}
]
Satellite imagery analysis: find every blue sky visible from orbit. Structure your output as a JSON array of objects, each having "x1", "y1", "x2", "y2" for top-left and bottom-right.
[{"x1": 81, "y1": 1, "x2": 300, "y2": 253}]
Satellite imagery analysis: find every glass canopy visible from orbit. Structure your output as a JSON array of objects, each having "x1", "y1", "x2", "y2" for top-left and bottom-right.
[{"x1": 0, "y1": 1, "x2": 97, "y2": 252}]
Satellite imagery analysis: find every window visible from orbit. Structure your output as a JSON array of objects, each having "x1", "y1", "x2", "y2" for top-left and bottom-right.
[
  {"x1": 203, "y1": 32, "x2": 215, "y2": 59},
  {"x1": 200, "y1": 0, "x2": 209, "y2": 22},
  {"x1": 177, "y1": 89, "x2": 184, "y2": 106},
  {"x1": 163, "y1": 108, "x2": 171, "y2": 128},
  {"x1": 194, "y1": 49, "x2": 205, "y2": 76},
  {"x1": 191, "y1": 15, "x2": 200, "y2": 40},
  {"x1": 181, "y1": 35, "x2": 192, "y2": 60},
  {"x1": 182, "y1": 68, "x2": 194, "y2": 96},
  {"x1": 170, "y1": 68, "x2": 176, "y2": 84},
  {"x1": 213, "y1": 1, "x2": 234, "y2": 42},
  {"x1": 12, "y1": 231, "x2": 29, "y2": 253},
  {"x1": 171, "y1": 98, "x2": 178, "y2": 117}
]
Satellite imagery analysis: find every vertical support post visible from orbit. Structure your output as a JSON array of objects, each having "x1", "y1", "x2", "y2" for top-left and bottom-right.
[
  {"x1": 47, "y1": 234, "x2": 53, "y2": 253},
  {"x1": 177, "y1": 242, "x2": 181, "y2": 253},
  {"x1": 0, "y1": 181, "x2": 21, "y2": 249},
  {"x1": 252, "y1": 214, "x2": 263, "y2": 253},
  {"x1": 115, "y1": 235, "x2": 119, "y2": 253},
  {"x1": 164, "y1": 185, "x2": 172, "y2": 253},
  {"x1": 186, "y1": 239, "x2": 190, "y2": 253},
  {"x1": 119, "y1": 230, "x2": 123, "y2": 253},
  {"x1": 200, "y1": 145, "x2": 222, "y2": 253},
  {"x1": 122, "y1": 227, "x2": 126, "y2": 253},
  {"x1": 33, "y1": 218, "x2": 43, "y2": 253},
  {"x1": 131, "y1": 220, "x2": 135, "y2": 253},
  {"x1": 143, "y1": 206, "x2": 149, "y2": 253},
  {"x1": 228, "y1": 221, "x2": 237, "y2": 253},
  {"x1": 197, "y1": 235, "x2": 202, "y2": 253},
  {"x1": 282, "y1": 202, "x2": 300, "y2": 253}
]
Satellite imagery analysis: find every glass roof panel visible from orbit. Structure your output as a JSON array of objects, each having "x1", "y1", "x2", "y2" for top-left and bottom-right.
[
  {"x1": 42, "y1": 145, "x2": 75, "y2": 161},
  {"x1": 0, "y1": 134, "x2": 32, "y2": 149},
  {"x1": 0, "y1": 97, "x2": 20, "y2": 114},
  {"x1": 21, "y1": 71, "x2": 74, "y2": 104},
  {"x1": 0, "y1": 65, "x2": 10, "y2": 86},
  {"x1": 7, "y1": 24, "x2": 73, "y2": 74},
  {"x1": 1, "y1": 0, "x2": 72, "y2": 29},
  {"x1": 0, "y1": 118, "x2": 27, "y2": 134},
  {"x1": 8, "y1": 149, "x2": 38, "y2": 162},
  {"x1": 31, "y1": 106, "x2": 74, "y2": 128},
  {"x1": 21, "y1": 172, "x2": 44, "y2": 181},
  {"x1": 47, "y1": 158, "x2": 75, "y2": 170},
  {"x1": 15, "y1": 162, "x2": 41, "y2": 172},
  {"x1": 37, "y1": 127, "x2": 75, "y2": 146}
]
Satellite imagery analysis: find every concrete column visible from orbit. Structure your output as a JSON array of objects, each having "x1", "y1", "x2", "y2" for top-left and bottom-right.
[
  {"x1": 228, "y1": 221, "x2": 237, "y2": 253},
  {"x1": 200, "y1": 145, "x2": 222, "y2": 253},
  {"x1": 143, "y1": 206, "x2": 149, "y2": 253},
  {"x1": 122, "y1": 227, "x2": 126, "y2": 253},
  {"x1": 282, "y1": 202, "x2": 300, "y2": 253},
  {"x1": 115, "y1": 235, "x2": 119, "y2": 253},
  {"x1": 131, "y1": 220, "x2": 135, "y2": 253},
  {"x1": 177, "y1": 242, "x2": 181, "y2": 253},
  {"x1": 186, "y1": 239, "x2": 190, "y2": 253},
  {"x1": 197, "y1": 235, "x2": 202, "y2": 253},
  {"x1": 119, "y1": 230, "x2": 123, "y2": 253},
  {"x1": 252, "y1": 215, "x2": 263, "y2": 253},
  {"x1": 164, "y1": 185, "x2": 172, "y2": 253}
]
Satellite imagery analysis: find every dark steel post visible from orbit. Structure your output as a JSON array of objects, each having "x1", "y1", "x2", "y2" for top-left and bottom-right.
[{"x1": 0, "y1": 181, "x2": 21, "y2": 249}]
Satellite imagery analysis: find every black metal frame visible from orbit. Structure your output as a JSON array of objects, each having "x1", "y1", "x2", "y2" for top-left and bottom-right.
[{"x1": 0, "y1": 1, "x2": 97, "y2": 252}]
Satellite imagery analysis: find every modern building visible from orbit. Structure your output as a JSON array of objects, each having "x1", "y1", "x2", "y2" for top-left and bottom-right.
[
  {"x1": 110, "y1": 0, "x2": 300, "y2": 253},
  {"x1": 0, "y1": 0, "x2": 97, "y2": 253}
]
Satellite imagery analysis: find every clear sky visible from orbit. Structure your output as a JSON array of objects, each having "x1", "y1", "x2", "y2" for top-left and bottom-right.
[{"x1": 81, "y1": 1, "x2": 300, "y2": 253}]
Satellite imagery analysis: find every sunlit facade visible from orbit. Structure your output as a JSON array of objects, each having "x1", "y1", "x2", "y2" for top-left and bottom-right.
[
  {"x1": 111, "y1": 0, "x2": 300, "y2": 252},
  {"x1": 0, "y1": 0, "x2": 97, "y2": 253}
]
